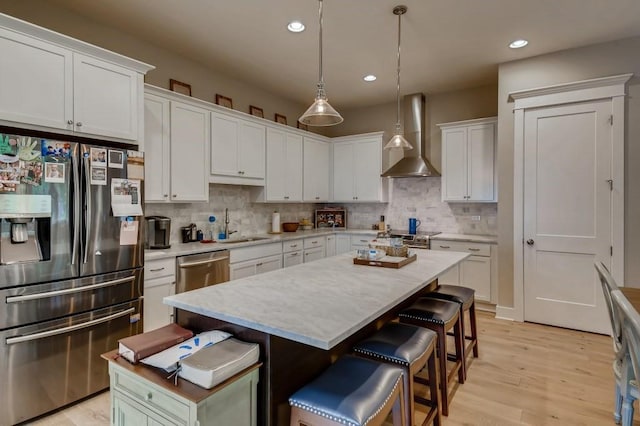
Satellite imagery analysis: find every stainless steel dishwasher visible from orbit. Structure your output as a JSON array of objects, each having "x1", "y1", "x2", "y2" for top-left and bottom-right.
[{"x1": 176, "y1": 250, "x2": 230, "y2": 293}]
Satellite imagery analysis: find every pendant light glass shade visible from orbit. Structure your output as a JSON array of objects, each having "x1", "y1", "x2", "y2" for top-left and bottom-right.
[
  {"x1": 299, "y1": 0, "x2": 343, "y2": 127},
  {"x1": 384, "y1": 5, "x2": 412, "y2": 150}
]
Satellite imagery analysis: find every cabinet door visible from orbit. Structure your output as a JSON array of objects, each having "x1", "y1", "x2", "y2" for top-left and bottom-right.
[
  {"x1": 284, "y1": 133, "x2": 303, "y2": 201},
  {"x1": 144, "y1": 276, "x2": 175, "y2": 332},
  {"x1": 283, "y1": 251, "x2": 303, "y2": 268},
  {"x1": 353, "y1": 139, "x2": 381, "y2": 201},
  {"x1": 144, "y1": 94, "x2": 170, "y2": 202},
  {"x1": 265, "y1": 128, "x2": 286, "y2": 200},
  {"x1": 230, "y1": 262, "x2": 256, "y2": 280},
  {"x1": 441, "y1": 127, "x2": 468, "y2": 201},
  {"x1": 438, "y1": 264, "x2": 460, "y2": 285},
  {"x1": 461, "y1": 256, "x2": 491, "y2": 302},
  {"x1": 467, "y1": 123, "x2": 495, "y2": 201},
  {"x1": 303, "y1": 137, "x2": 330, "y2": 202},
  {"x1": 325, "y1": 235, "x2": 336, "y2": 257},
  {"x1": 170, "y1": 102, "x2": 209, "y2": 202},
  {"x1": 332, "y1": 143, "x2": 354, "y2": 201},
  {"x1": 211, "y1": 113, "x2": 239, "y2": 176},
  {"x1": 113, "y1": 394, "x2": 149, "y2": 426},
  {"x1": 304, "y1": 247, "x2": 325, "y2": 263},
  {"x1": 73, "y1": 54, "x2": 138, "y2": 140},
  {"x1": 0, "y1": 29, "x2": 72, "y2": 131},
  {"x1": 238, "y1": 121, "x2": 266, "y2": 178},
  {"x1": 256, "y1": 254, "x2": 282, "y2": 274},
  {"x1": 336, "y1": 235, "x2": 351, "y2": 255}
]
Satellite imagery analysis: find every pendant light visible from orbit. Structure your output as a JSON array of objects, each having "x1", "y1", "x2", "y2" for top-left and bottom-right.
[
  {"x1": 298, "y1": 0, "x2": 343, "y2": 127},
  {"x1": 384, "y1": 5, "x2": 412, "y2": 150}
]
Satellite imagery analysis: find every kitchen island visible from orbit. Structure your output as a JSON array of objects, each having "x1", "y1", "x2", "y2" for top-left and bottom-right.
[{"x1": 164, "y1": 250, "x2": 469, "y2": 426}]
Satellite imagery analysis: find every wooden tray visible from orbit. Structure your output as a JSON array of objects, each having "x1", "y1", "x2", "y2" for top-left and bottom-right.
[{"x1": 353, "y1": 253, "x2": 417, "y2": 269}]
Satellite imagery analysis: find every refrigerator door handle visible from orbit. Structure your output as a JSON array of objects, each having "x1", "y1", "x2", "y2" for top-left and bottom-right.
[
  {"x1": 5, "y1": 307, "x2": 135, "y2": 345},
  {"x1": 6, "y1": 276, "x2": 136, "y2": 303},
  {"x1": 83, "y1": 154, "x2": 91, "y2": 264},
  {"x1": 71, "y1": 153, "x2": 80, "y2": 265}
]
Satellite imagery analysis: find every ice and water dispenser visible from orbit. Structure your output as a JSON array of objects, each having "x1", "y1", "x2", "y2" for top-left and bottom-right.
[{"x1": 0, "y1": 195, "x2": 51, "y2": 264}]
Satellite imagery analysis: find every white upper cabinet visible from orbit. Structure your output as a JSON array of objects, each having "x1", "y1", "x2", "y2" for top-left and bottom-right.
[
  {"x1": 438, "y1": 117, "x2": 497, "y2": 202},
  {"x1": 303, "y1": 136, "x2": 331, "y2": 202},
  {"x1": 332, "y1": 132, "x2": 388, "y2": 202},
  {"x1": 0, "y1": 14, "x2": 153, "y2": 143},
  {"x1": 144, "y1": 87, "x2": 209, "y2": 203},
  {"x1": 211, "y1": 112, "x2": 265, "y2": 186},
  {"x1": 264, "y1": 128, "x2": 303, "y2": 202}
]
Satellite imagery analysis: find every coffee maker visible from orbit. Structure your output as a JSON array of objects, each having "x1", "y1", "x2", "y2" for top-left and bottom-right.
[{"x1": 145, "y1": 216, "x2": 171, "y2": 249}]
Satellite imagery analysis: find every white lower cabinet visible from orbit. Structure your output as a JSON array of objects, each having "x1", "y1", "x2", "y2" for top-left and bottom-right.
[
  {"x1": 336, "y1": 235, "x2": 351, "y2": 255},
  {"x1": 431, "y1": 240, "x2": 495, "y2": 303},
  {"x1": 350, "y1": 235, "x2": 376, "y2": 251},
  {"x1": 325, "y1": 235, "x2": 336, "y2": 257},
  {"x1": 143, "y1": 258, "x2": 176, "y2": 332},
  {"x1": 303, "y1": 236, "x2": 325, "y2": 263},
  {"x1": 283, "y1": 250, "x2": 303, "y2": 268},
  {"x1": 229, "y1": 243, "x2": 282, "y2": 280},
  {"x1": 109, "y1": 359, "x2": 260, "y2": 426}
]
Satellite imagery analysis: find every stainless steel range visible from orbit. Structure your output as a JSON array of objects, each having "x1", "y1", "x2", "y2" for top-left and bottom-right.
[{"x1": 389, "y1": 231, "x2": 441, "y2": 249}]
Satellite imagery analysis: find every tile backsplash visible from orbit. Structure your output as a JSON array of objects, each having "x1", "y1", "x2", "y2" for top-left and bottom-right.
[{"x1": 146, "y1": 178, "x2": 497, "y2": 245}]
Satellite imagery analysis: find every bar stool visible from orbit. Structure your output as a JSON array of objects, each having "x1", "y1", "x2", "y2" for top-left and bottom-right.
[
  {"x1": 424, "y1": 285, "x2": 479, "y2": 380},
  {"x1": 289, "y1": 354, "x2": 406, "y2": 426},
  {"x1": 398, "y1": 298, "x2": 464, "y2": 416},
  {"x1": 353, "y1": 322, "x2": 442, "y2": 426}
]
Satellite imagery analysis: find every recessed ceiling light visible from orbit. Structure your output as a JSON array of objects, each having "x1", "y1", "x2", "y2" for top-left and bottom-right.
[
  {"x1": 509, "y1": 39, "x2": 529, "y2": 49},
  {"x1": 287, "y1": 21, "x2": 305, "y2": 33},
  {"x1": 363, "y1": 74, "x2": 377, "y2": 82}
]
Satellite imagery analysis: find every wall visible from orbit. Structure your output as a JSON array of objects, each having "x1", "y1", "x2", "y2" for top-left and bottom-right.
[
  {"x1": 0, "y1": 1, "x2": 312, "y2": 133},
  {"x1": 497, "y1": 36, "x2": 640, "y2": 307}
]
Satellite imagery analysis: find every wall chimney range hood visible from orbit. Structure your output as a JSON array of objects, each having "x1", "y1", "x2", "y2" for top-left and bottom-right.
[{"x1": 381, "y1": 93, "x2": 441, "y2": 178}]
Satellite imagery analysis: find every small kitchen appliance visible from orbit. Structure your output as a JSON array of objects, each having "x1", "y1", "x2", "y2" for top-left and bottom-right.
[
  {"x1": 145, "y1": 216, "x2": 171, "y2": 249},
  {"x1": 389, "y1": 231, "x2": 441, "y2": 249}
]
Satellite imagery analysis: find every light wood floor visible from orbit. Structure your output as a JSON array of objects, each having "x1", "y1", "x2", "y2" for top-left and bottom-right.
[{"x1": 28, "y1": 312, "x2": 635, "y2": 425}]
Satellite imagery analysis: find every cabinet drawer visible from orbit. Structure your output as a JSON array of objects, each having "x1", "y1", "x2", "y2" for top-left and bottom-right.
[
  {"x1": 112, "y1": 368, "x2": 188, "y2": 423},
  {"x1": 230, "y1": 243, "x2": 282, "y2": 263},
  {"x1": 431, "y1": 240, "x2": 490, "y2": 257},
  {"x1": 144, "y1": 258, "x2": 176, "y2": 280},
  {"x1": 283, "y1": 250, "x2": 303, "y2": 267},
  {"x1": 303, "y1": 236, "x2": 325, "y2": 249},
  {"x1": 283, "y1": 239, "x2": 304, "y2": 253}
]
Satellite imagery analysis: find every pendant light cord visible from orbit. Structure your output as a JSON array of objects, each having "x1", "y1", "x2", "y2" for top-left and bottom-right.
[
  {"x1": 395, "y1": 7, "x2": 404, "y2": 132},
  {"x1": 317, "y1": 0, "x2": 325, "y2": 96}
]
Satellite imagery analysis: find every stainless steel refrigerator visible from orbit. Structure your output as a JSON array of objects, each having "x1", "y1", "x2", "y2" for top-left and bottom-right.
[{"x1": 0, "y1": 134, "x2": 144, "y2": 425}]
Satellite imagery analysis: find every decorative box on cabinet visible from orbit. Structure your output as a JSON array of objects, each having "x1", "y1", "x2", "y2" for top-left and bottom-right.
[
  {"x1": 211, "y1": 112, "x2": 265, "y2": 186},
  {"x1": 144, "y1": 87, "x2": 210, "y2": 203},
  {"x1": 0, "y1": 14, "x2": 153, "y2": 143},
  {"x1": 143, "y1": 258, "x2": 176, "y2": 332},
  {"x1": 252, "y1": 128, "x2": 303, "y2": 202},
  {"x1": 332, "y1": 132, "x2": 388, "y2": 202},
  {"x1": 431, "y1": 239, "x2": 496, "y2": 304},
  {"x1": 438, "y1": 117, "x2": 497, "y2": 202},
  {"x1": 303, "y1": 136, "x2": 331, "y2": 202},
  {"x1": 104, "y1": 350, "x2": 260, "y2": 426}
]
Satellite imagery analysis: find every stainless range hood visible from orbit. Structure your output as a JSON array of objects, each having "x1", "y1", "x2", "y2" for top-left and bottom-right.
[{"x1": 381, "y1": 93, "x2": 441, "y2": 178}]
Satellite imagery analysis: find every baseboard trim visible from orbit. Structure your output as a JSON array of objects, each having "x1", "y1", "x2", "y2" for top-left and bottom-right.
[{"x1": 495, "y1": 305, "x2": 517, "y2": 321}]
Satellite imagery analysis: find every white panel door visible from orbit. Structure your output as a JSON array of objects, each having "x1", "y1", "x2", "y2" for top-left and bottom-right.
[
  {"x1": 143, "y1": 276, "x2": 174, "y2": 332},
  {"x1": 238, "y1": 121, "x2": 265, "y2": 178},
  {"x1": 143, "y1": 94, "x2": 170, "y2": 202},
  {"x1": 461, "y1": 257, "x2": 491, "y2": 302},
  {"x1": 73, "y1": 54, "x2": 138, "y2": 140},
  {"x1": 170, "y1": 102, "x2": 209, "y2": 202},
  {"x1": 303, "y1": 137, "x2": 330, "y2": 202},
  {"x1": 467, "y1": 123, "x2": 495, "y2": 201},
  {"x1": 353, "y1": 139, "x2": 380, "y2": 201},
  {"x1": 266, "y1": 128, "x2": 286, "y2": 200},
  {"x1": 336, "y1": 235, "x2": 351, "y2": 255},
  {"x1": 284, "y1": 133, "x2": 303, "y2": 201},
  {"x1": 0, "y1": 29, "x2": 72, "y2": 130},
  {"x1": 211, "y1": 113, "x2": 239, "y2": 176},
  {"x1": 442, "y1": 128, "x2": 468, "y2": 201},
  {"x1": 325, "y1": 235, "x2": 336, "y2": 257},
  {"x1": 523, "y1": 99, "x2": 612, "y2": 334},
  {"x1": 333, "y1": 143, "x2": 354, "y2": 201}
]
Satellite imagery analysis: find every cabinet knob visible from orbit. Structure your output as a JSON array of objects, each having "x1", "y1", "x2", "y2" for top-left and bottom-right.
[
  {"x1": 145, "y1": 392, "x2": 152, "y2": 401},
  {"x1": 526, "y1": 239, "x2": 535, "y2": 246},
  {"x1": 284, "y1": 196, "x2": 289, "y2": 200},
  {"x1": 67, "y1": 119, "x2": 74, "y2": 125},
  {"x1": 163, "y1": 194, "x2": 168, "y2": 198},
  {"x1": 315, "y1": 196, "x2": 320, "y2": 200},
  {"x1": 172, "y1": 194, "x2": 177, "y2": 198},
  {"x1": 76, "y1": 122, "x2": 82, "y2": 127}
]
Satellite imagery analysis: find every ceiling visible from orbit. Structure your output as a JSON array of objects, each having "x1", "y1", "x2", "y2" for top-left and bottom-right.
[{"x1": 48, "y1": 0, "x2": 640, "y2": 108}]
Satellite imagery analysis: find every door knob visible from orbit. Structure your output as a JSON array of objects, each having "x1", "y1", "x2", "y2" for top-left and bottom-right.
[{"x1": 526, "y1": 239, "x2": 535, "y2": 245}]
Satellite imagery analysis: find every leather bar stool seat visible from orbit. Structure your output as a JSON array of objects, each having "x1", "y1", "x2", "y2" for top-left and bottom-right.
[
  {"x1": 353, "y1": 323, "x2": 442, "y2": 426},
  {"x1": 289, "y1": 354, "x2": 406, "y2": 426},
  {"x1": 399, "y1": 298, "x2": 464, "y2": 416},
  {"x1": 424, "y1": 285, "x2": 479, "y2": 381}
]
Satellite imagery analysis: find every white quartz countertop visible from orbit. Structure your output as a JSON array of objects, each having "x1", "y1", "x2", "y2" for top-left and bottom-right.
[
  {"x1": 145, "y1": 229, "x2": 379, "y2": 260},
  {"x1": 430, "y1": 233, "x2": 497, "y2": 244},
  {"x1": 164, "y1": 250, "x2": 469, "y2": 350}
]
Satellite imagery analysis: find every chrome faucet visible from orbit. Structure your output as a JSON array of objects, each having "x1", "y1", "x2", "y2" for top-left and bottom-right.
[{"x1": 224, "y1": 208, "x2": 236, "y2": 239}]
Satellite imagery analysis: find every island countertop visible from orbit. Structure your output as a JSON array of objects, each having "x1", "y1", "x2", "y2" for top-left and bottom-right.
[{"x1": 164, "y1": 250, "x2": 469, "y2": 350}]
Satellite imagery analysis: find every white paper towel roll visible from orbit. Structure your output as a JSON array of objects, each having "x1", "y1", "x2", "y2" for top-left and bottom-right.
[{"x1": 271, "y1": 212, "x2": 280, "y2": 233}]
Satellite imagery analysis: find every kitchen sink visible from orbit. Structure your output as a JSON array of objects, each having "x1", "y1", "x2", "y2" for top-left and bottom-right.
[{"x1": 218, "y1": 236, "x2": 271, "y2": 243}]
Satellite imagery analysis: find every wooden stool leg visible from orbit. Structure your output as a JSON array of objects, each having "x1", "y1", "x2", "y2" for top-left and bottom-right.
[
  {"x1": 454, "y1": 315, "x2": 465, "y2": 385},
  {"x1": 427, "y1": 347, "x2": 442, "y2": 426},
  {"x1": 403, "y1": 366, "x2": 414, "y2": 426},
  {"x1": 458, "y1": 306, "x2": 467, "y2": 381},
  {"x1": 436, "y1": 328, "x2": 449, "y2": 416},
  {"x1": 470, "y1": 301, "x2": 479, "y2": 357},
  {"x1": 394, "y1": 381, "x2": 406, "y2": 426}
]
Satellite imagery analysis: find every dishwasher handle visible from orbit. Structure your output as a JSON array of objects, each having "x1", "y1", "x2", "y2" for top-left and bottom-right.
[{"x1": 178, "y1": 255, "x2": 229, "y2": 268}]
